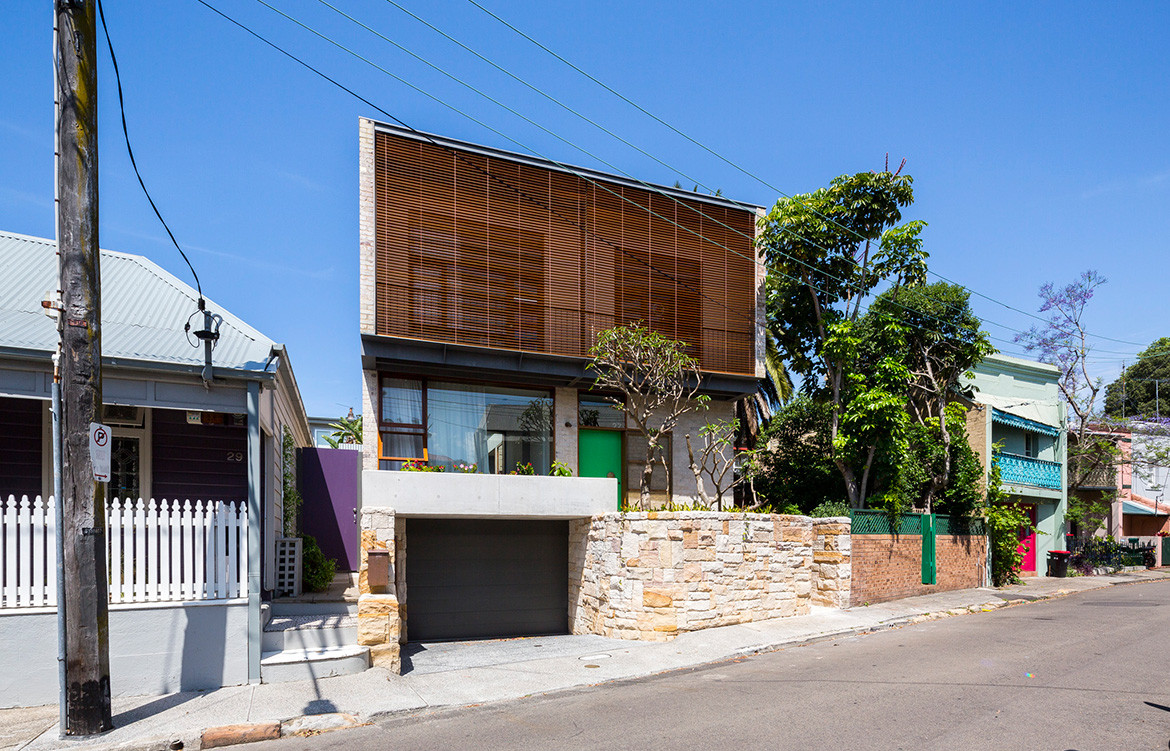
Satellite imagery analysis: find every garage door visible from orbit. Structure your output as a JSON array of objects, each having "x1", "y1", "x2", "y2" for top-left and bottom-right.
[{"x1": 406, "y1": 519, "x2": 569, "y2": 641}]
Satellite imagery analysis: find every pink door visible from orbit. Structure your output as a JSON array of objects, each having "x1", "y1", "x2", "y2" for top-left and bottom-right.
[{"x1": 1018, "y1": 505, "x2": 1038, "y2": 574}]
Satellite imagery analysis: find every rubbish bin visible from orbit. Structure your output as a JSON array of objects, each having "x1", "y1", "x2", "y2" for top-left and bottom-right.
[{"x1": 1047, "y1": 550, "x2": 1071, "y2": 578}]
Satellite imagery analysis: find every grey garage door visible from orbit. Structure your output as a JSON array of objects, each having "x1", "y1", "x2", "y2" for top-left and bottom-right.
[{"x1": 406, "y1": 519, "x2": 569, "y2": 641}]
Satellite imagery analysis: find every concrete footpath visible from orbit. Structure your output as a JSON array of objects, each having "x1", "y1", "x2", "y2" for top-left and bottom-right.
[{"x1": 5, "y1": 569, "x2": 1169, "y2": 751}]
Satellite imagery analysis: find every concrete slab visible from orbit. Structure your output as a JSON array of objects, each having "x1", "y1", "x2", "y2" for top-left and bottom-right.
[{"x1": 402, "y1": 634, "x2": 620, "y2": 675}]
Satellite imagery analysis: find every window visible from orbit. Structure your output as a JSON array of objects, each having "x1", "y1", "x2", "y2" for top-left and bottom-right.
[
  {"x1": 1025, "y1": 433, "x2": 1040, "y2": 459},
  {"x1": 378, "y1": 376, "x2": 553, "y2": 474},
  {"x1": 578, "y1": 395, "x2": 625, "y2": 428},
  {"x1": 378, "y1": 378, "x2": 426, "y2": 470}
]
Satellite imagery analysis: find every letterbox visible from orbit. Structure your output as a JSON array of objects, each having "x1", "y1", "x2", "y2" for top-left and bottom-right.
[{"x1": 366, "y1": 549, "x2": 390, "y2": 592}]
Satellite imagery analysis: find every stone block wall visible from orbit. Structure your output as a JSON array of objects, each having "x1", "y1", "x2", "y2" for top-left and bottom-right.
[
  {"x1": 569, "y1": 512, "x2": 851, "y2": 641},
  {"x1": 811, "y1": 518, "x2": 850, "y2": 608},
  {"x1": 850, "y1": 533, "x2": 987, "y2": 606},
  {"x1": 357, "y1": 507, "x2": 401, "y2": 673}
]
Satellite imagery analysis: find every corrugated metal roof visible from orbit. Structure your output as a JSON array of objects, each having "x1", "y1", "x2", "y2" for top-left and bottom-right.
[
  {"x1": 0, "y1": 230, "x2": 276, "y2": 373},
  {"x1": 991, "y1": 407, "x2": 1061, "y2": 437}
]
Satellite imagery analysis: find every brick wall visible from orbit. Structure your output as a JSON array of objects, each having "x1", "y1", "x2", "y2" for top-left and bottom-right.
[
  {"x1": 851, "y1": 533, "x2": 986, "y2": 606},
  {"x1": 569, "y1": 512, "x2": 850, "y2": 641}
]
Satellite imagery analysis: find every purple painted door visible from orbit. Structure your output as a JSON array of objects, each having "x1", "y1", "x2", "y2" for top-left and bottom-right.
[{"x1": 300, "y1": 448, "x2": 360, "y2": 572}]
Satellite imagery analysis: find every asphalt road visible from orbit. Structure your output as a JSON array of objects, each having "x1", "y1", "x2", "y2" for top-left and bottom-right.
[{"x1": 267, "y1": 580, "x2": 1170, "y2": 751}]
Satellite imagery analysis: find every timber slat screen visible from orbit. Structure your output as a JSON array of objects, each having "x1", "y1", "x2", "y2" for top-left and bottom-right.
[{"x1": 374, "y1": 131, "x2": 757, "y2": 376}]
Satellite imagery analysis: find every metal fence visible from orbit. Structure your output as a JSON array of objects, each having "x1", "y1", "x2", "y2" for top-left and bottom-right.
[{"x1": 850, "y1": 509, "x2": 986, "y2": 536}]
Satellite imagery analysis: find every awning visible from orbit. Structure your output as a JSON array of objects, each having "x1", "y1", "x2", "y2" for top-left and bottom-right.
[
  {"x1": 991, "y1": 408, "x2": 1061, "y2": 437},
  {"x1": 1122, "y1": 499, "x2": 1166, "y2": 516}
]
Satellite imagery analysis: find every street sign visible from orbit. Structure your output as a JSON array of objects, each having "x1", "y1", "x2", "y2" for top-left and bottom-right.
[{"x1": 89, "y1": 422, "x2": 111, "y2": 483}]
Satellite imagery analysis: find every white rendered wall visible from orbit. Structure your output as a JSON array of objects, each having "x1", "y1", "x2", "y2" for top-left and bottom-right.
[{"x1": 0, "y1": 601, "x2": 248, "y2": 708}]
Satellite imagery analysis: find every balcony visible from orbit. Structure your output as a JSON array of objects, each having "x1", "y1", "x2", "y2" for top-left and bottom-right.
[
  {"x1": 995, "y1": 452, "x2": 1062, "y2": 490},
  {"x1": 1072, "y1": 461, "x2": 1117, "y2": 490}
]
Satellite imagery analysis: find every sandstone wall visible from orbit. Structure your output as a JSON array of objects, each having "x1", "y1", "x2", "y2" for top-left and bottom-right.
[
  {"x1": 569, "y1": 512, "x2": 850, "y2": 641},
  {"x1": 357, "y1": 507, "x2": 401, "y2": 673}
]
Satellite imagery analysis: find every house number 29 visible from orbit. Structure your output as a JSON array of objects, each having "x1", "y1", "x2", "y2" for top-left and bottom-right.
[{"x1": 226, "y1": 451, "x2": 244, "y2": 462}]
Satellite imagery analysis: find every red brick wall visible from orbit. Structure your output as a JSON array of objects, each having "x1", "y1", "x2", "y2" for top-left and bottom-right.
[{"x1": 851, "y1": 534, "x2": 987, "y2": 606}]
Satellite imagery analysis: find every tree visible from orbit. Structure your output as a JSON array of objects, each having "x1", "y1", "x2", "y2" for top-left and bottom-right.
[
  {"x1": 870, "y1": 282, "x2": 994, "y2": 512},
  {"x1": 685, "y1": 418, "x2": 759, "y2": 510},
  {"x1": 324, "y1": 410, "x2": 362, "y2": 447},
  {"x1": 588, "y1": 323, "x2": 706, "y2": 508},
  {"x1": 751, "y1": 395, "x2": 845, "y2": 514},
  {"x1": 1015, "y1": 271, "x2": 1122, "y2": 506},
  {"x1": 757, "y1": 167, "x2": 927, "y2": 507},
  {"x1": 1104, "y1": 337, "x2": 1170, "y2": 419}
]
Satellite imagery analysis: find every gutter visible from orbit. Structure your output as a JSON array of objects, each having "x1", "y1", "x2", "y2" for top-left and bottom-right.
[{"x1": 0, "y1": 346, "x2": 277, "y2": 383}]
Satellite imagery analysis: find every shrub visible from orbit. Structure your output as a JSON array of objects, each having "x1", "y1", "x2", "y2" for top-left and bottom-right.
[
  {"x1": 300, "y1": 534, "x2": 336, "y2": 593},
  {"x1": 550, "y1": 461, "x2": 573, "y2": 477},
  {"x1": 983, "y1": 457, "x2": 1039, "y2": 586},
  {"x1": 809, "y1": 500, "x2": 851, "y2": 518}
]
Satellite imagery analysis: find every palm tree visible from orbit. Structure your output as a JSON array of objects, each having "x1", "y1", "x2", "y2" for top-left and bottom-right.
[{"x1": 324, "y1": 410, "x2": 362, "y2": 447}]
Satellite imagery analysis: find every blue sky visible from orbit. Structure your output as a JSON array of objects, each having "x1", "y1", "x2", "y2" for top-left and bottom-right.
[{"x1": 3, "y1": 1, "x2": 1168, "y2": 416}]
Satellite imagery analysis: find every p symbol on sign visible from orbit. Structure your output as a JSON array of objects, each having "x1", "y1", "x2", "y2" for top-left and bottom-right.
[{"x1": 89, "y1": 422, "x2": 112, "y2": 483}]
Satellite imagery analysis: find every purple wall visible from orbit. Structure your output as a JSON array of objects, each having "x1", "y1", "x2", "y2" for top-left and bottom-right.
[
  {"x1": 152, "y1": 409, "x2": 247, "y2": 503},
  {"x1": 299, "y1": 448, "x2": 360, "y2": 572},
  {"x1": 0, "y1": 397, "x2": 42, "y2": 498}
]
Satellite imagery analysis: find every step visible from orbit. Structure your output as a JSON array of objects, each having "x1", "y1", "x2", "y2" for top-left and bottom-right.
[
  {"x1": 270, "y1": 600, "x2": 358, "y2": 617},
  {"x1": 262, "y1": 613, "x2": 358, "y2": 653},
  {"x1": 260, "y1": 645, "x2": 370, "y2": 684}
]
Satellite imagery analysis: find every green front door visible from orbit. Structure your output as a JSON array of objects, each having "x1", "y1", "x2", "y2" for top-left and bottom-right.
[{"x1": 579, "y1": 429, "x2": 623, "y2": 509}]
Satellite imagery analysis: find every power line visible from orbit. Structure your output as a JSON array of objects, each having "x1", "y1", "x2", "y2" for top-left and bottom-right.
[
  {"x1": 362, "y1": 0, "x2": 1153, "y2": 363},
  {"x1": 247, "y1": 0, "x2": 1030, "y2": 355},
  {"x1": 461, "y1": 0, "x2": 1153, "y2": 351},
  {"x1": 97, "y1": 0, "x2": 204, "y2": 302},
  {"x1": 197, "y1": 0, "x2": 1052, "y2": 366}
]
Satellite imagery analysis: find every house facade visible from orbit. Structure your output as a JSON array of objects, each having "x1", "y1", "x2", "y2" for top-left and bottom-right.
[
  {"x1": 0, "y1": 230, "x2": 310, "y2": 705},
  {"x1": 355, "y1": 120, "x2": 765, "y2": 647},
  {"x1": 966, "y1": 353, "x2": 1068, "y2": 575}
]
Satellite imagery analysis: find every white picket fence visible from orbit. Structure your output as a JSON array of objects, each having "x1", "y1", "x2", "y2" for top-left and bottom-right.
[{"x1": 1, "y1": 495, "x2": 248, "y2": 608}]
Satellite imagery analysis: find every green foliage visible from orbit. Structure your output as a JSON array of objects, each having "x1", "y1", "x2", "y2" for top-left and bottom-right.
[
  {"x1": 299, "y1": 534, "x2": 336, "y2": 593},
  {"x1": 281, "y1": 427, "x2": 302, "y2": 536},
  {"x1": 757, "y1": 169, "x2": 923, "y2": 384},
  {"x1": 758, "y1": 169, "x2": 932, "y2": 507},
  {"x1": 512, "y1": 462, "x2": 536, "y2": 476},
  {"x1": 752, "y1": 395, "x2": 846, "y2": 514},
  {"x1": 809, "y1": 500, "x2": 851, "y2": 518},
  {"x1": 323, "y1": 413, "x2": 362, "y2": 447},
  {"x1": 870, "y1": 404, "x2": 984, "y2": 517},
  {"x1": 1066, "y1": 492, "x2": 1111, "y2": 537},
  {"x1": 1104, "y1": 338, "x2": 1170, "y2": 418},
  {"x1": 982, "y1": 457, "x2": 1038, "y2": 586},
  {"x1": 549, "y1": 461, "x2": 573, "y2": 477}
]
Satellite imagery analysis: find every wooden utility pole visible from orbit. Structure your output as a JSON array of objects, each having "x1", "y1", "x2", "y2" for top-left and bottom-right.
[{"x1": 55, "y1": 0, "x2": 113, "y2": 734}]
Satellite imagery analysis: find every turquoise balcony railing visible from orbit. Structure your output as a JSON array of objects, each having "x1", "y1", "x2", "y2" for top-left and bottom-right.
[{"x1": 994, "y1": 452, "x2": 1062, "y2": 490}]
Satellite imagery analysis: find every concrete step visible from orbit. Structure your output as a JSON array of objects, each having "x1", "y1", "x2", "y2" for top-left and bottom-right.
[
  {"x1": 262, "y1": 613, "x2": 358, "y2": 653},
  {"x1": 260, "y1": 645, "x2": 370, "y2": 684},
  {"x1": 270, "y1": 600, "x2": 357, "y2": 617}
]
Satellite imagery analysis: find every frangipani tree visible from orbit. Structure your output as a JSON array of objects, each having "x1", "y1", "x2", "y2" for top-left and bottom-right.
[{"x1": 588, "y1": 323, "x2": 706, "y2": 509}]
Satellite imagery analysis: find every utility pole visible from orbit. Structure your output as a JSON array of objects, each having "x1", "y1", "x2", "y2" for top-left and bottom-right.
[{"x1": 55, "y1": 0, "x2": 113, "y2": 735}]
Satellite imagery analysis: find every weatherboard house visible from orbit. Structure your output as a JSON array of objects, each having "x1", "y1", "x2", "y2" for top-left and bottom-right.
[
  {"x1": 355, "y1": 120, "x2": 766, "y2": 650},
  {"x1": 0, "y1": 230, "x2": 310, "y2": 706}
]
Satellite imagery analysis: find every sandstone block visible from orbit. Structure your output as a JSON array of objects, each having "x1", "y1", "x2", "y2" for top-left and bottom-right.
[
  {"x1": 369, "y1": 642, "x2": 401, "y2": 673},
  {"x1": 643, "y1": 589, "x2": 673, "y2": 608}
]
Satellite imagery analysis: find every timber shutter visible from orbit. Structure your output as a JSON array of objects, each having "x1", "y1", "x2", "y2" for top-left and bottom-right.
[{"x1": 374, "y1": 130, "x2": 757, "y2": 376}]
